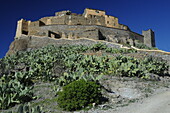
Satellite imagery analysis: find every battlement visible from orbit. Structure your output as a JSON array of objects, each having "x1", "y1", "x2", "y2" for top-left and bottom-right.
[{"x1": 15, "y1": 8, "x2": 155, "y2": 47}]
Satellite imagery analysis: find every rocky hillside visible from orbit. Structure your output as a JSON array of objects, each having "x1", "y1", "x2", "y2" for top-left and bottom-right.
[
  {"x1": 1, "y1": 36, "x2": 170, "y2": 113},
  {"x1": 7, "y1": 35, "x2": 122, "y2": 56}
]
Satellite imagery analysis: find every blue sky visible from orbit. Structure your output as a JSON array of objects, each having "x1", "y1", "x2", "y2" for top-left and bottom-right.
[{"x1": 0, "y1": 0, "x2": 170, "y2": 58}]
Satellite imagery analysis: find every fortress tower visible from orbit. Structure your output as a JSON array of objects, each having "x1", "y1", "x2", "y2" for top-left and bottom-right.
[
  {"x1": 15, "y1": 19, "x2": 31, "y2": 37},
  {"x1": 142, "y1": 29, "x2": 156, "y2": 47}
]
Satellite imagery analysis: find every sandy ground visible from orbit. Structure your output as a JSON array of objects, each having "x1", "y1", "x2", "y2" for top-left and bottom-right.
[{"x1": 114, "y1": 90, "x2": 170, "y2": 113}]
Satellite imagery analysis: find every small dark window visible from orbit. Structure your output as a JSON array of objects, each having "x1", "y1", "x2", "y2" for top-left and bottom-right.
[
  {"x1": 95, "y1": 10, "x2": 99, "y2": 13},
  {"x1": 107, "y1": 21, "x2": 109, "y2": 24},
  {"x1": 66, "y1": 12, "x2": 71, "y2": 15},
  {"x1": 48, "y1": 31, "x2": 61, "y2": 39},
  {"x1": 22, "y1": 30, "x2": 28, "y2": 35}
]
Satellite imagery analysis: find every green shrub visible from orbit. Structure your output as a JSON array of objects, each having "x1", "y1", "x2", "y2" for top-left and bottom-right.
[
  {"x1": 56, "y1": 80, "x2": 102, "y2": 111},
  {"x1": 135, "y1": 43, "x2": 158, "y2": 50},
  {"x1": 90, "y1": 42, "x2": 107, "y2": 51},
  {"x1": 135, "y1": 43, "x2": 150, "y2": 49}
]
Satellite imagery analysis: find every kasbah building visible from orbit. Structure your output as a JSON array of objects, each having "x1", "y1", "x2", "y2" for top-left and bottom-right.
[{"x1": 15, "y1": 8, "x2": 155, "y2": 47}]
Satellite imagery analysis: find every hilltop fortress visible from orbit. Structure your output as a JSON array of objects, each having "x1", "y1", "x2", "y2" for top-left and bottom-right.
[{"x1": 15, "y1": 8, "x2": 155, "y2": 47}]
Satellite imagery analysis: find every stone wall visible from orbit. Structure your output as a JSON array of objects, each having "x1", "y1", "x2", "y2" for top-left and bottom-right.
[
  {"x1": 50, "y1": 16, "x2": 66, "y2": 25},
  {"x1": 18, "y1": 24, "x2": 144, "y2": 46},
  {"x1": 40, "y1": 13, "x2": 106, "y2": 27},
  {"x1": 68, "y1": 15, "x2": 87, "y2": 25},
  {"x1": 39, "y1": 25, "x2": 100, "y2": 40}
]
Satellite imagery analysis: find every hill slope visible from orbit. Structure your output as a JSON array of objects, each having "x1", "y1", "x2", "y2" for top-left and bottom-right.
[{"x1": 1, "y1": 37, "x2": 170, "y2": 113}]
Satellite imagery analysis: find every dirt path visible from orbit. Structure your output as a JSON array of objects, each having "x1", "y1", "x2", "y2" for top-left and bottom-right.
[{"x1": 114, "y1": 90, "x2": 170, "y2": 113}]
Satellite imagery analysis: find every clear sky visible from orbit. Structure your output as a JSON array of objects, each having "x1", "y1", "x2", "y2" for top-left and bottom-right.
[{"x1": 0, "y1": 0, "x2": 170, "y2": 58}]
